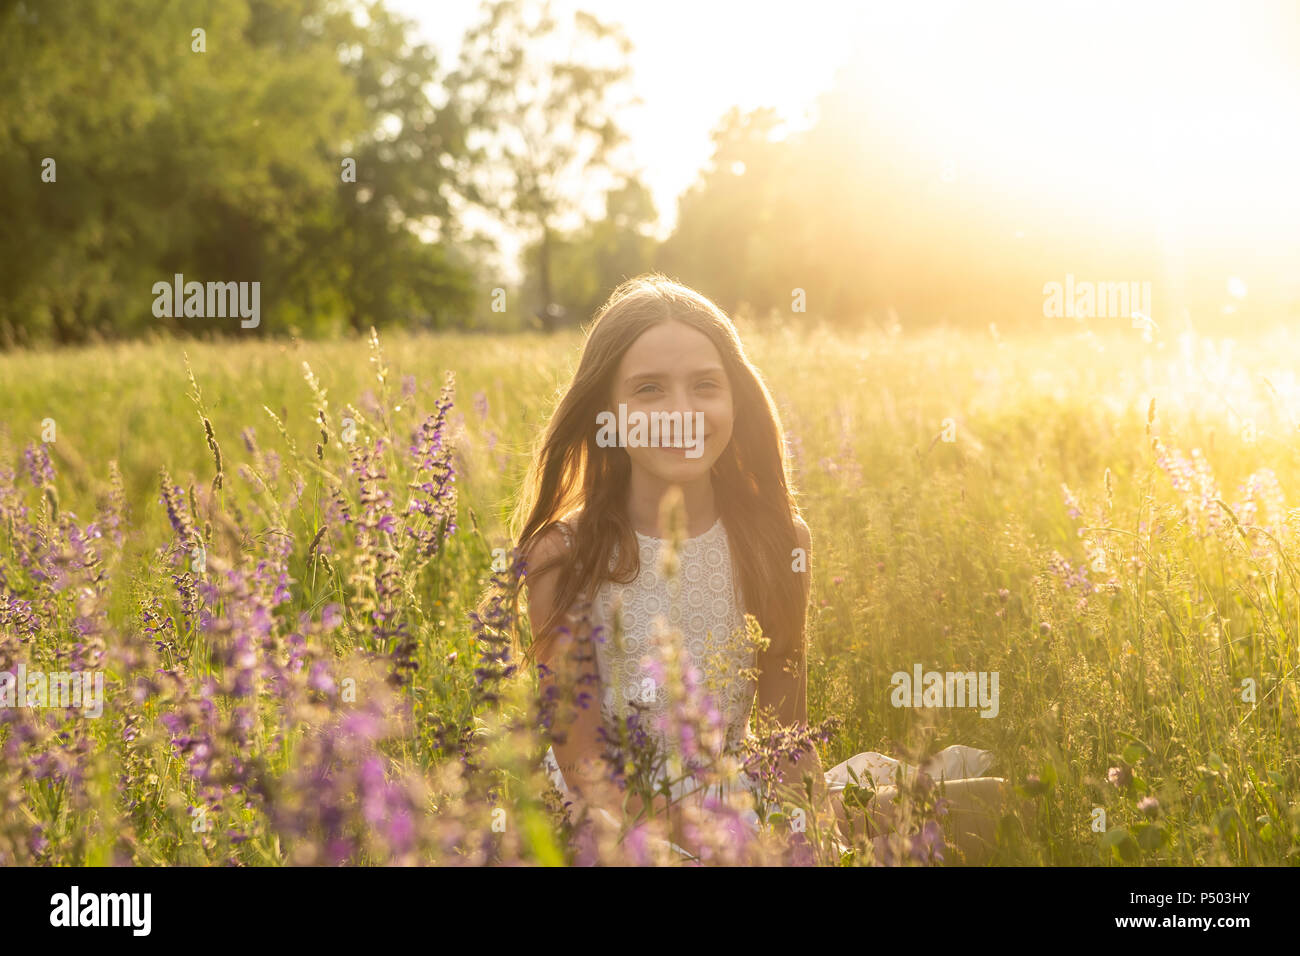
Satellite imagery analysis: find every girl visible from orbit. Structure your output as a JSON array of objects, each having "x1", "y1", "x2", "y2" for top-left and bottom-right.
[{"x1": 512, "y1": 273, "x2": 1007, "y2": 862}]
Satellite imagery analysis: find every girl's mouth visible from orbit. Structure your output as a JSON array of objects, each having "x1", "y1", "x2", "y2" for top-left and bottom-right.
[{"x1": 656, "y1": 433, "x2": 709, "y2": 455}]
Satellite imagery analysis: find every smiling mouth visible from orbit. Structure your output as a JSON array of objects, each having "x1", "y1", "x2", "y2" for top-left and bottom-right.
[
  {"x1": 656, "y1": 433, "x2": 710, "y2": 448},
  {"x1": 657, "y1": 434, "x2": 710, "y2": 456}
]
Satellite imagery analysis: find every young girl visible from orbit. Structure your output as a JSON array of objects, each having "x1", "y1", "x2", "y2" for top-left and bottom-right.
[{"x1": 512, "y1": 273, "x2": 1007, "y2": 862}]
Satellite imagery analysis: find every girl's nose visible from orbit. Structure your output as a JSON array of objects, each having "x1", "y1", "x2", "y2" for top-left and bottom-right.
[{"x1": 669, "y1": 385, "x2": 702, "y2": 415}]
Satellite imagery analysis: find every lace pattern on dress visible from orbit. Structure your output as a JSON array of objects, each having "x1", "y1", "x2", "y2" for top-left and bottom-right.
[{"x1": 550, "y1": 515, "x2": 756, "y2": 754}]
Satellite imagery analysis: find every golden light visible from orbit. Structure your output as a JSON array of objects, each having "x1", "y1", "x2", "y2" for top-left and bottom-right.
[{"x1": 838, "y1": 0, "x2": 1300, "y2": 250}]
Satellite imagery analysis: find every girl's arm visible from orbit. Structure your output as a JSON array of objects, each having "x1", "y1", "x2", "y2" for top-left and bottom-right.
[
  {"x1": 526, "y1": 526, "x2": 608, "y2": 800},
  {"x1": 755, "y1": 517, "x2": 831, "y2": 814}
]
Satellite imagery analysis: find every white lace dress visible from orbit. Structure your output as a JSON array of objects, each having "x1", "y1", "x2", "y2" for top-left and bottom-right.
[{"x1": 539, "y1": 516, "x2": 996, "y2": 851}]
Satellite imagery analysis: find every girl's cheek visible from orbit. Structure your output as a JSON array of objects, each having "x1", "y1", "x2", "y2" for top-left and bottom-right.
[
  {"x1": 699, "y1": 391, "x2": 727, "y2": 415},
  {"x1": 708, "y1": 400, "x2": 735, "y2": 431}
]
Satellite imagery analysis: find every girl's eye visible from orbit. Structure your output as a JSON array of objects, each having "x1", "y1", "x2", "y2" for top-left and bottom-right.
[
  {"x1": 634, "y1": 383, "x2": 661, "y2": 395},
  {"x1": 696, "y1": 380, "x2": 720, "y2": 390}
]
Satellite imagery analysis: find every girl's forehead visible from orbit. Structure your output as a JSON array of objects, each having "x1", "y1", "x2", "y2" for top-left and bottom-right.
[{"x1": 618, "y1": 320, "x2": 724, "y2": 372}]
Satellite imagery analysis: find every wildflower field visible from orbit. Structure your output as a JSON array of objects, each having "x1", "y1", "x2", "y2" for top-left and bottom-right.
[{"x1": 1, "y1": 321, "x2": 1297, "y2": 866}]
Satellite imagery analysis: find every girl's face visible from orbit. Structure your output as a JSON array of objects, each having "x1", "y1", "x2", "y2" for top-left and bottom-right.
[{"x1": 608, "y1": 319, "x2": 735, "y2": 485}]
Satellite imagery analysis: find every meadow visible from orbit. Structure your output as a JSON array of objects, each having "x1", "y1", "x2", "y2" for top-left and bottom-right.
[{"x1": 1, "y1": 319, "x2": 1297, "y2": 865}]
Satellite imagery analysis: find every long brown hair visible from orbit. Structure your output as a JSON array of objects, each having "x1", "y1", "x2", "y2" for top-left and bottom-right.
[{"x1": 511, "y1": 273, "x2": 808, "y2": 675}]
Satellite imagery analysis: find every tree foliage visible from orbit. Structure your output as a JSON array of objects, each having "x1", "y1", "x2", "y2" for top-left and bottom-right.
[{"x1": 0, "y1": 0, "x2": 477, "y2": 345}]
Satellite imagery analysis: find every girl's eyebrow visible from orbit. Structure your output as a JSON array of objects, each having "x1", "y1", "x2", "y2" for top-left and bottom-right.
[{"x1": 623, "y1": 366, "x2": 726, "y2": 386}]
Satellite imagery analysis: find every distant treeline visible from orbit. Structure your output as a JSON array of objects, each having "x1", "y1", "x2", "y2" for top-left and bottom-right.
[{"x1": 2, "y1": 0, "x2": 1291, "y2": 348}]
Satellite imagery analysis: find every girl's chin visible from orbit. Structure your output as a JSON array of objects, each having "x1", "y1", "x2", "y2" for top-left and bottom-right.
[{"x1": 632, "y1": 453, "x2": 715, "y2": 481}]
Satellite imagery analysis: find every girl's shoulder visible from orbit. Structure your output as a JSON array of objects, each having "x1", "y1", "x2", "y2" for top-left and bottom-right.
[
  {"x1": 552, "y1": 507, "x2": 585, "y2": 549},
  {"x1": 531, "y1": 508, "x2": 584, "y2": 559},
  {"x1": 793, "y1": 513, "x2": 811, "y2": 550}
]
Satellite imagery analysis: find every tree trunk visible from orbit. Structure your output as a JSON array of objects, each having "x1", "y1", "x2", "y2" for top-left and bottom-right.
[{"x1": 538, "y1": 221, "x2": 554, "y2": 331}]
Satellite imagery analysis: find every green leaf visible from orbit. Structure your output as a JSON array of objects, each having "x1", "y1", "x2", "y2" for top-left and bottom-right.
[
  {"x1": 1121, "y1": 742, "x2": 1149, "y2": 764},
  {"x1": 1134, "y1": 823, "x2": 1168, "y2": 851},
  {"x1": 1102, "y1": 827, "x2": 1140, "y2": 862}
]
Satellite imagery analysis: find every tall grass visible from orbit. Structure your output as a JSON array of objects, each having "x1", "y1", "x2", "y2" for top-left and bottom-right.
[{"x1": 1, "y1": 321, "x2": 1297, "y2": 864}]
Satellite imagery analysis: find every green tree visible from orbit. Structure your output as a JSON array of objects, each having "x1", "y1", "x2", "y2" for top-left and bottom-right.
[
  {"x1": 446, "y1": 0, "x2": 640, "y2": 330},
  {"x1": 656, "y1": 106, "x2": 796, "y2": 320},
  {"x1": 326, "y1": 1, "x2": 478, "y2": 333},
  {"x1": 0, "y1": 0, "x2": 478, "y2": 345},
  {"x1": 522, "y1": 174, "x2": 659, "y2": 323}
]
